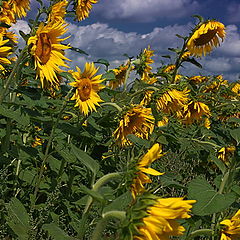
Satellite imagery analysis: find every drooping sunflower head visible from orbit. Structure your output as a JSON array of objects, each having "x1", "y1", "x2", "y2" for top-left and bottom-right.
[
  {"x1": 9, "y1": 0, "x2": 30, "y2": 19},
  {"x1": 232, "y1": 83, "x2": 240, "y2": 97},
  {"x1": 75, "y1": 0, "x2": 98, "y2": 21},
  {"x1": 218, "y1": 146, "x2": 236, "y2": 165},
  {"x1": 121, "y1": 193, "x2": 196, "y2": 240},
  {"x1": 113, "y1": 105, "x2": 155, "y2": 146},
  {"x1": 131, "y1": 144, "x2": 165, "y2": 199},
  {"x1": 0, "y1": 35, "x2": 12, "y2": 71},
  {"x1": 188, "y1": 75, "x2": 209, "y2": 84},
  {"x1": 156, "y1": 88, "x2": 189, "y2": 116},
  {"x1": 69, "y1": 62, "x2": 105, "y2": 116},
  {"x1": 108, "y1": 63, "x2": 130, "y2": 89},
  {"x1": 182, "y1": 101, "x2": 211, "y2": 125},
  {"x1": 28, "y1": 21, "x2": 70, "y2": 90},
  {"x1": 187, "y1": 20, "x2": 226, "y2": 57},
  {"x1": 163, "y1": 64, "x2": 176, "y2": 73},
  {"x1": 0, "y1": 1, "x2": 16, "y2": 25},
  {"x1": 48, "y1": 0, "x2": 68, "y2": 24}
]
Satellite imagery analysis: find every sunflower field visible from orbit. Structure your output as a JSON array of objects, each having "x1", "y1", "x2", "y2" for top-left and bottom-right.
[{"x1": 0, "y1": 0, "x2": 240, "y2": 240}]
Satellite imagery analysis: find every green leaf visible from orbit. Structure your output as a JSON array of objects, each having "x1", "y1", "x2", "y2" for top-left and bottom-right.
[
  {"x1": 18, "y1": 168, "x2": 37, "y2": 185},
  {"x1": 103, "y1": 192, "x2": 132, "y2": 214},
  {"x1": 94, "y1": 58, "x2": 110, "y2": 67},
  {"x1": 127, "y1": 134, "x2": 150, "y2": 148},
  {"x1": 188, "y1": 177, "x2": 236, "y2": 216},
  {"x1": 6, "y1": 198, "x2": 30, "y2": 240},
  {"x1": 209, "y1": 154, "x2": 226, "y2": 174},
  {"x1": 184, "y1": 58, "x2": 202, "y2": 68},
  {"x1": 102, "y1": 71, "x2": 116, "y2": 81},
  {"x1": 230, "y1": 128, "x2": 240, "y2": 145},
  {"x1": 68, "y1": 46, "x2": 88, "y2": 55},
  {"x1": 79, "y1": 185, "x2": 105, "y2": 202},
  {"x1": 71, "y1": 144, "x2": 99, "y2": 175},
  {"x1": 59, "y1": 72, "x2": 75, "y2": 82},
  {"x1": 0, "y1": 105, "x2": 30, "y2": 126},
  {"x1": 42, "y1": 223, "x2": 77, "y2": 240}
]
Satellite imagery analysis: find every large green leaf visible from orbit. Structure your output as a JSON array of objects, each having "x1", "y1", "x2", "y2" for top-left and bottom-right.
[
  {"x1": 42, "y1": 223, "x2": 77, "y2": 240},
  {"x1": 6, "y1": 198, "x2": 30, "y2": 240},
  {"x1": 230, "y1": 128, "x2": 240, "y2": 145},
  {"x1": 103, "y1": 192, "x2": 132, "y2": 214},
  {"x1": 71, "y1": 144, "x2": 99, "y2": 175},
  {"x1": 188, "y1": 177, "x2": 236, "y2": 216},
  {"x1": 0, "y1": 105, "x2": 30, "y2": 126}
]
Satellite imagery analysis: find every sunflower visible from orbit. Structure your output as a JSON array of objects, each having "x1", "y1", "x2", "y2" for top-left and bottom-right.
[
  {"x1": 76, "y1": 0, "x2": 98, "y2": 21},
  {"x1": 141, "y1": 46, "x2": 154, "y2": 73},
  {"x1": 0, "y1": 27, "x2": 18, "y2": 44},
  {"x1": 218, "y1": 146, "x2": 236, "y2": 165},
  {"x1": 0, "y1": 1, "x2": 16, "y2": 25},
  {"x1": 163, "y1": 64, "x2": 176, "y2": 73},
  {"x1": 108, "y1": 63, "x2": 129, "y2": 89},
  {"x1": 113, "y1": 105, "x2": 155, "y2": 146},
  {"x1": 48, "y1": 0, "x2": 68, "y2": 23},
  {"x1": 181, "y1": 51, "x2": 191, "y2": 59},
  {"x1": 182, "y1": 101, "x2": 211, "y2": 124},
  {"x1": 157, "y1": 116, "x2": 169, "y2": 127},
  {"x1": 203, "y1": 75, "x2": 228, "y2": 93},
  {"x1": 140, "y1": 90, "x2": 154, "y2": 106},
  {"x1": 188, "y1": 75, "x2": 209, "y2": 84},
  {"x1": 131, "y1": 144, "x2": 164, "y2": 199},
  {"x1": 156, "y1": 88, "x2": 189, "y2": 116},
  {"x1": 187, "y1": 20, "x2": 225, "y2": 57},
  {"x1": 69, "y1": 62, "x2": 105, "y2": 116},
  {"x1": 9, "y1": 0, "x2": 30, "y2": 19},
  {"x1": 220, "y1": 210, "x2": 240, "y2": 240},
  {"x1": 232, "y1": 83, "x2": 240, "y2": 97},
  {"x1": 28, "y1": 21, "x2": 70, "y2": 90},
  {"x1": 0, "y1": 36, "x2": 12, "y2": 71},
  {"x1": 121, "y1": 193, "x2": 196, "y2": 240}
]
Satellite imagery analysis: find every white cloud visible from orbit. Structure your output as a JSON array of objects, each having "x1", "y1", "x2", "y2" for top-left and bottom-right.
[
  {"x1": 93, "y1": 0, "x2": 199, "y2": 22},
  {"x1": 6, "y1": 20, "x2": 240, "y2": 81},
  {"x1": 217, "y1": 25, "x2": 240, "y2": 57}
]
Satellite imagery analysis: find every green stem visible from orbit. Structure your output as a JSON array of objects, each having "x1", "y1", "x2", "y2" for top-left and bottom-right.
[
  {"x1": 32, "y1": 88, "x2": 74, "y2": 205},
  {"x1": 0, "y1": 46, "x2": 28, "y2": 104},
  {"x1": 92, "y1": 211, "x2": 126, "y2": 240},
  {"x1": 191, "y1": 138, "x2": 222, "y2": 149},
  {"x1": 187, "y1": 229, "x2": 212, "y2": 239},
  {"x1": 123, "y1": 62, "x2": 132, "y2": 91},
  {"x1": 171, "y1": 40, "x2": 187, "y2": 84},
  {"x1": 93, "y1": 172, "x2": 122, "y2": 191},
  {"x1": 100, "y1": 102, "x2": 123, "y2": 112},
  {"x1": 78, "y1": 173, "x2": 122, "y2": 239}
]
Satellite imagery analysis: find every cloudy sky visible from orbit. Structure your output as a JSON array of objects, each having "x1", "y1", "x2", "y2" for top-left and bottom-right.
[{"x1": 12, "y1": 0, "x2": 240, "y2": 81}]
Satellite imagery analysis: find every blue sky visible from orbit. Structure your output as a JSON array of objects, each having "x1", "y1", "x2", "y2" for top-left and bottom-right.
[{"x1": 12, "y1": 0, "x2": 240, "y2": 81}]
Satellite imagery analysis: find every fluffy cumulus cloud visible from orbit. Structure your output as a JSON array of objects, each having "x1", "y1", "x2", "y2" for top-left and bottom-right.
[
  {"x1": 8, "y1": 20, "x2": 240, "y2": 81},
  {"x1": 93, "y1": 0, "x2": 199, "y2": 22},
  {"x1": 66, "y1": 22, "x2": 193, "y2": 70}
]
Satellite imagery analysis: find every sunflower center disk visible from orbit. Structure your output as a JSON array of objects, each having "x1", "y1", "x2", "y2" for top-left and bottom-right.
[
  {"x1": 194, "y1": 29, "x2": 218, "y2": 46},
  {"x1": 78, "y1": 78, "x2": 92, "y2": 101},
  {"x1": 35, "y1": 33, "x2": 52, "y2": 65}
]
